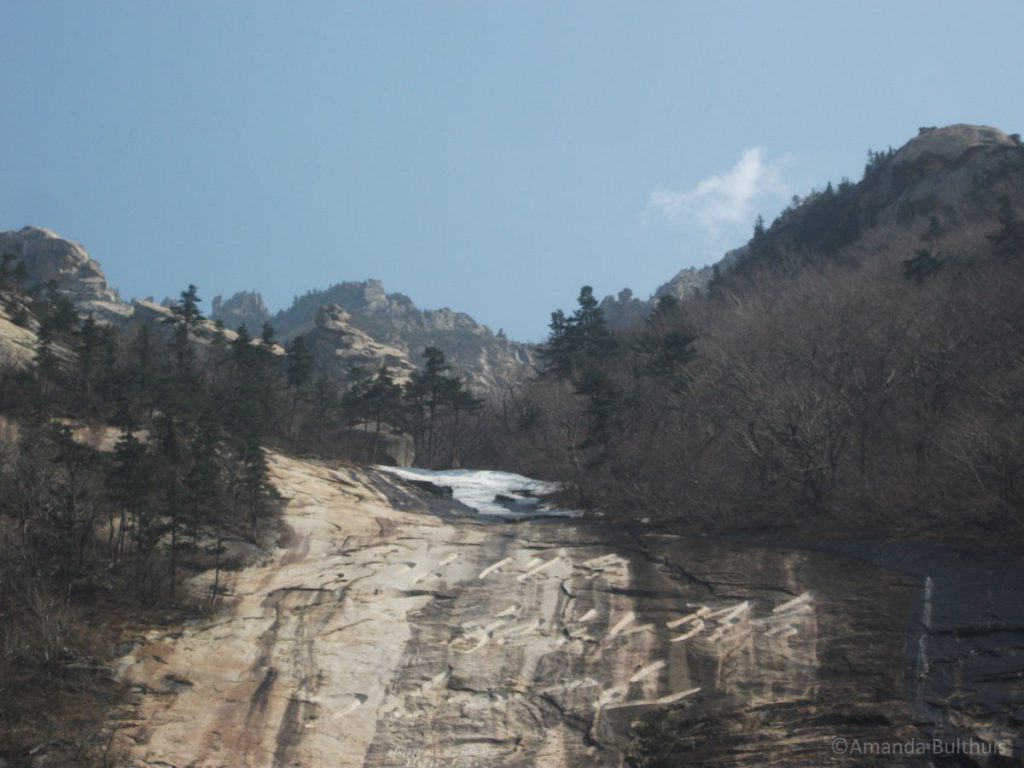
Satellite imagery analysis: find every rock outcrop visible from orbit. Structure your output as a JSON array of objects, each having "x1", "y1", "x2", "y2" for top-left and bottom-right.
[
  {"x1": 211, "y1": 290, "x2": 272, "y2": 334},
  {"x1": 272, "y1": 280, "x2": 535, "y2": 392},
  {"x1": 858, "y1": 123, "x2": 1024, "y2": 229},
  {"x1": 307, "y1": 304, "x2": 415, "y2": 384},
  {"x1": 0, "y1": 226, "x2": 132, "y2": 321},
  {"x1": 0, "y1": 300, "x2": 38, "y2": 369}
]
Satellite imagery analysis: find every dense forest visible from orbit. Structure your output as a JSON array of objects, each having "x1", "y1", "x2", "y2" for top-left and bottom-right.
[{"x1": 470, "y1": 191, "x2": 1024, "y2": 537}]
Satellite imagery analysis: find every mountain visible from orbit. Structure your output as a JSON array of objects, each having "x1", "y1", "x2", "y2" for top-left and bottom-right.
[
  {"x1": 0, "y1": 228, "x2": 534, "y2": 393},
  {"x1": 723, "y1": 123, "x2": 1024, "y2": 275},
  {"x1": 305, "y1": 304, "x2": 416, "y2": 384},
  {"x1": 0, "y1": 226, "x2": 132, "y2": 322},
  {"x1": 210, "y1": 290, "x2": 271, "y2": 335},
  {"x1": 599, "y1": 123, "x2": 1024, "y2": 328},
  {"x1": 217, "y1": 279, "x2": 535, "y2": 392}
]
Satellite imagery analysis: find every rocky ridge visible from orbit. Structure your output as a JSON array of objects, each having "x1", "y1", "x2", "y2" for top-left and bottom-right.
[
  {"x1": 260, "y1": 279, "x2": 535, "y2": 392},
  {"x1": 0, "y1": 229, "x2": 534, "y2": 393}
]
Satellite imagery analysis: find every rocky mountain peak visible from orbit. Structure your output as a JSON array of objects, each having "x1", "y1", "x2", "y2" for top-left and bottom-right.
[
  {"x1": 0, "y1": 226, "x2": 132, "y2": 321},
  {"x1": 314, "y1": 303, "x2": 355, "y2": 332},
  {"x1": 274, "y1": 279, "x2": 534, "y2": 392},
  {"x1": 308, "y1": 303, "x2": 415, "y2": 382},
  {"x1": 893, "y1": 124, "x2": 1021, "y2": 166},
  {"x1": 211, "y1": 290, "x2": 271, "y2": 333}
]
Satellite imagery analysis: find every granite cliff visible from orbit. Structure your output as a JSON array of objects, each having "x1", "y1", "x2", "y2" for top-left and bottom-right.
[{"x1": 0, "y1": 226, "x2": 132, "y2": 322}]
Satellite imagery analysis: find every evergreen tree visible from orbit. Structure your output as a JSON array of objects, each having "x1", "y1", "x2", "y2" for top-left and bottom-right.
[
  {"x1": 107, "y1": 424, "x2": 154, "y2": 571},
  {"x1": 286, "y1": 335, "x2": 314, "y2": 390},
  {"x1": 153, "y1": 414, "x2": 186, "y2": 599},
  {"x1": 184, "y1": 408, "x2": 225, "y2": 544},
  {"x1": 74, "y1": 316, "x2": 101, "y2": 410},
  {"x1": 45, "y1": 426, "x2": 101, "y2": 596},
  {"x1": 33, "y1": 322, "x2": 61, "y2": 411},
  {"x1": 539, "y1": 286, "x2": 616, "y2": 379},
  {"x1": 362, "y1": 366, "x2": 404, "y2": 462},
  {"x1": 637, "y1": 295, "x2": 696, "y2": 385},
  {"x1": 443, "y1": 377, "x2": 483, "y2": 468},
  {"x1": 308, "y1": 374, "x2": 340, "y2": 452},
  {"x1": 237, "y1": 435, "x2": 275, "y2": 543},
  {"x1": 126, "y1": 325, "x2": 158, "y2": 424},
  {"x1": 166, "y1": 284, "x2": 203, "y2": 379},
  {"x1": 405, "y1": 346, "x2": 454, "y2": 466},
  {"x1": 988, "y1": 196, "x2": 1024, "y2": 257}
]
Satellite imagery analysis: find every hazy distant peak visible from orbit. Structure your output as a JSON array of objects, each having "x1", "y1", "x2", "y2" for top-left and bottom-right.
[{"x1": 211, "y1": 290, "x2": 271, "y2": 333}]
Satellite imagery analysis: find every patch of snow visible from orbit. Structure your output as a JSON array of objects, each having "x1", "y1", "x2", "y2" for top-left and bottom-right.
[{"x1": 376, "y1": 466, "x2": 582, "y2": 518}]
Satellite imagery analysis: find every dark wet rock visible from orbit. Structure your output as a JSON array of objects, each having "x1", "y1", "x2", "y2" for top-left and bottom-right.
[{"x1": 402, "y1": 478, "x2": 454, "y2": 498}]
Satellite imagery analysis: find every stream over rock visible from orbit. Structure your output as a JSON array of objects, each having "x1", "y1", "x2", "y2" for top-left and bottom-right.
[{"x1": 113, "y1": 456, "x2": 1024, "y2": 767}]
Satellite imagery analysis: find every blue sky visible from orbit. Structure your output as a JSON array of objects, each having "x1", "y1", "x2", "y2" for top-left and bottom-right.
[{"x1": 2, "y1": 2, "x2": 1023, "y2": 340}]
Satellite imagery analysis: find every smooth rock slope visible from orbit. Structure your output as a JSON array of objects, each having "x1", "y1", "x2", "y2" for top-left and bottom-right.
[{"x1": 112, "y1": 456, "x2": 1023, "y2": 767}]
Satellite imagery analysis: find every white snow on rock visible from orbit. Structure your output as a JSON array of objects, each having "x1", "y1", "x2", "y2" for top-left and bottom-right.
[{"x1": 376, "y1": 466, "x2": 582, "y2": 518}]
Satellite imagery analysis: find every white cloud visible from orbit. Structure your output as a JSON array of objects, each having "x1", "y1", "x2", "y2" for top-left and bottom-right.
[{"x1": 647, "y1": 147, "x2": 790, "y2": 236}]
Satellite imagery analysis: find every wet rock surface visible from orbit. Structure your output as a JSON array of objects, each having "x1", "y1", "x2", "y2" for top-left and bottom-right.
[{"x1": 114, "y1": 458, "x2": 1024, "y2": 767}]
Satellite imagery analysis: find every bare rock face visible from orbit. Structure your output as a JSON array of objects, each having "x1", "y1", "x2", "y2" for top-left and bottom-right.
[
  {"x1": 893, "y1": 124, "x2": 1021, "y2": 166},
  {"x1": 211, "y1": 290, "x2": 271, "y2": 334},
  {"x1": 0, "y1": 300, "x2": 38, "y2": 368},
  {"x1": 112, "y1": 457, "x2": 1024, "y2": 767},
  {"x1": 307, "y1": 303, "x2": 416, "y2": 383},
  {"x1": 864, "y1": 123, "x2": 1024, "y2": 228},
  {"x1": 0, "y1": 227, "x2": 132, "y2": 321}
]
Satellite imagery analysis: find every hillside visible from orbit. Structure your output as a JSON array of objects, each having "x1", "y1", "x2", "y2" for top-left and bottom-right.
[
  {"x1": 599, "y1": 123, "x2": 1024, "y2": 328},
  {"x1": 486, "y1": 123, "x2": 1024, "y2": 537}
]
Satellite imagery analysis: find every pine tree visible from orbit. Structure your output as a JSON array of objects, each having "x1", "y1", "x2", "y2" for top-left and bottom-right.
[
  {"x1": 107, "y1": 424, "x2": 154, "y2": 569},
  {"x1": 405, "y1": 347, "x2": 455, "y2": 467},
  {"x1": 33, "y1": 322, "x2": 60, "y2": 411},
  {"x1": 153, "y1": 414, "x2": 186, "y2": 600},
  {"x1": 46, "y1": 426, "x2": 101, "y2": 596},
  {"x1": 166, "y1": 284, "x2": 203, "y2": 379},
  {"x1": 237, "y1": 434, "x2": 275, "y2": 543},
  {"x1": 308, "y1": 374, "x2": 340, "y2": 452},
  {"x1": 74, "y1": 316, "x2": 101, "y2": 411},
  {"x1": 444, "y1": 378, "x2": 482, "y2": 468},
  {"x1": 286, "y1": 335, "x2": 314, "y2": 390},
  {"x1": 126, "y1": 325, "x2": 157, "y2": 424},
  {"x1": 184, "y1": 408, "x2": 224, "y2": 545},
  {"x1": 637, "y1": 295, "x2": 696, "y2": 385},
  {"x1": 539, "y1": 286, "x2": 616, "y2": 379},
  {"x1": 362, "y1": 366, "x2": 404, "y2": 462}
]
